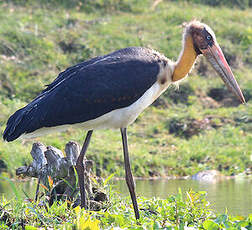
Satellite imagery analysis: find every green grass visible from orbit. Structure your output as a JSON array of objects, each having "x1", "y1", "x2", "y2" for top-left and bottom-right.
[
  {"x1": 0, "y1": 0, "x2": 252, "y2": 179},
  {"x1": 1, "y1": 188, "x2": 251, "y2": 229}
]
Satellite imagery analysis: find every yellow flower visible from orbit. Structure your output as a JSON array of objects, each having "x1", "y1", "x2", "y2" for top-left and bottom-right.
[{"x1": 78, "y1": 216, "x2": 100, "y2": 230}]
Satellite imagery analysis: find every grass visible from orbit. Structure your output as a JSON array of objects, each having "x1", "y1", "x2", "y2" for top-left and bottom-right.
[
  {"x1": 1, "y1": 185, "x2": 252, "y2": 229},
  {"x1": 0, "y1": 0, "x2": 251, "y2": 179}
]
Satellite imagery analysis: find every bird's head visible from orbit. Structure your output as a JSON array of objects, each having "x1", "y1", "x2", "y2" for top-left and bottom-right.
[{"x1": 181, "y1": 20, "x2": 245, "y2": 103}]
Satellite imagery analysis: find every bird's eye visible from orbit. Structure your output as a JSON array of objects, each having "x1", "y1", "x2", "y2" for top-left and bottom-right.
[{"x1": 206, "y1": 35, "x2": 212, "y2": 40}]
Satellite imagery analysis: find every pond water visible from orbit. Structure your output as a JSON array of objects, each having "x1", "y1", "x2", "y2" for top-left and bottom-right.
[
  {"x1": 0, "y1": 177, "x2": 251, "y2": 216},
  {"x1": 113, "y1": 178, "x2": 252, "y2": 216}
]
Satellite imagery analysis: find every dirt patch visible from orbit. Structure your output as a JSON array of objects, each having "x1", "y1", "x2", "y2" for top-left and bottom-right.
[
  {"x1": 208, "y1": 88, "x2": 251, "y2": 107},
  {"x1": 167, "y1": 116, "x2": 232, "y2": 138},
  {"x1": 58, "y1": 38, "x2": 93, "y2": 63},
  {"x1": 200, "y1": 95, "x2": 220, "y2": 108},
  {"x1": 58, "y1": 40, "x2": 86, "y2": 54},
  {"x1": 196, "y1": 89, "x2": 220, "y2": 108}
]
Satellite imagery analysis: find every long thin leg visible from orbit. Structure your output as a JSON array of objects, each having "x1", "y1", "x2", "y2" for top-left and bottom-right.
[
  {"x1": 76, "y1": 130, "x2": 93, "y2": 209},
  {"x1": 120, "y1": 128, "x2": 140, "y2": 219},
  {"x1": 35, "y1": 176, "x2": 41, "y2": 202}
]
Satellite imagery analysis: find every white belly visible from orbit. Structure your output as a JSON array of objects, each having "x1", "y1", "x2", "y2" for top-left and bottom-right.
[{"x1": 21, "y1": 80, "x2": 171, "y2": 139}]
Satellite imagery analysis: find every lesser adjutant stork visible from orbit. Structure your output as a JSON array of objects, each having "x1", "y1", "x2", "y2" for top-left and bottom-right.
[{"x1": 3, "y1": 21, "x2": 245, "y2": 219}]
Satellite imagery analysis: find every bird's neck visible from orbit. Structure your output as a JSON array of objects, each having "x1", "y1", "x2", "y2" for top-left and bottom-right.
[{"x1": 172, "y1": 35, "x2": 197, "y2": 82}]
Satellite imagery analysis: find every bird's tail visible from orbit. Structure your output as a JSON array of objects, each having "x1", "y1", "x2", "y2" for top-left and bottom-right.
[{"x1": 3, "y1": 106, "x2": 32, "y2": 142}]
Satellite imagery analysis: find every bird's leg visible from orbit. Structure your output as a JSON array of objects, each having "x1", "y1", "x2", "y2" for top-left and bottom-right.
[
  {"x1": 120, "y1": 128, "x2": 140, "y2": 220},
  {"x1": 34, "y1": 176, "x2": 41, "y2": 202},
  {"x1": 75, "y1": 130, "x2": 93, "y2": 209}
]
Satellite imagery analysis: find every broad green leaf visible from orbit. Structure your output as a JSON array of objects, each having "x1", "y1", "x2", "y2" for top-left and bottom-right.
[
  {"x1": 25, "y1": 226, "x2": 38, "y2": 230},
  {"x1": 203, "y1": 220, "x2": 219, "y2": 230}
]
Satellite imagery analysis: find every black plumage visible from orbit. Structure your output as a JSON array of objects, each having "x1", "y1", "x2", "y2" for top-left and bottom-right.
[{"x1": 3, "y1": 47, "x2": 161, "y2": 142}]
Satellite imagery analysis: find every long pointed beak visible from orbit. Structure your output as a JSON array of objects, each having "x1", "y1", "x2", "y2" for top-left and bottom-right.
[{"x1": 201, "y1": 44, "x2": 245, "y2": 104}]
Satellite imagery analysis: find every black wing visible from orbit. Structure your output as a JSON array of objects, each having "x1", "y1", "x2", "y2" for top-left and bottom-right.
[{"x1": 3, "y1": 47, "x2": 160, "y2": 141}]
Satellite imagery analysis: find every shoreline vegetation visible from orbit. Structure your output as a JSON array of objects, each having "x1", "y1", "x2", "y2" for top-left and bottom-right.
[
  {"x1": 0, "y1": 176, "x2": 252, "y2": 229},
  {"x1": 0, "y1": 0, "x2": 251, "y2": 228}
]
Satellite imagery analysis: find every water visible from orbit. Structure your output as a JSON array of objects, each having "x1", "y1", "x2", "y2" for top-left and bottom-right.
[
  {"x1": 0, "y1": 177, "x2": 251, "y2": 216},
  {"x1": 113, "y1": 178, "x2": 252, "y2": 216}
]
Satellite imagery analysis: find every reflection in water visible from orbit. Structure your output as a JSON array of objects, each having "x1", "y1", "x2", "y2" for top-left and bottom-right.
[
  {"x1": 0, "y1": 178, "x2": 37, "y2": 200},
  {"x1": 0, "y1": 177, "x2": 251, "y2": 216},
  {"x1": 112, "y1": 178, "x2": 252, "y2": 216}
]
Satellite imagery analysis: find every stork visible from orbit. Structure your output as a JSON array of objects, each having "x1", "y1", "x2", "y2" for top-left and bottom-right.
[{"x1": 3, "y1": 21, "x2": 245, "y2": 219}]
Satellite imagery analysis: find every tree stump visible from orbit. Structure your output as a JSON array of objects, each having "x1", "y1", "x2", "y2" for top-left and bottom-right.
[{"x1": 16, "y1": 141, "x2": 106, "y2": 210}]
